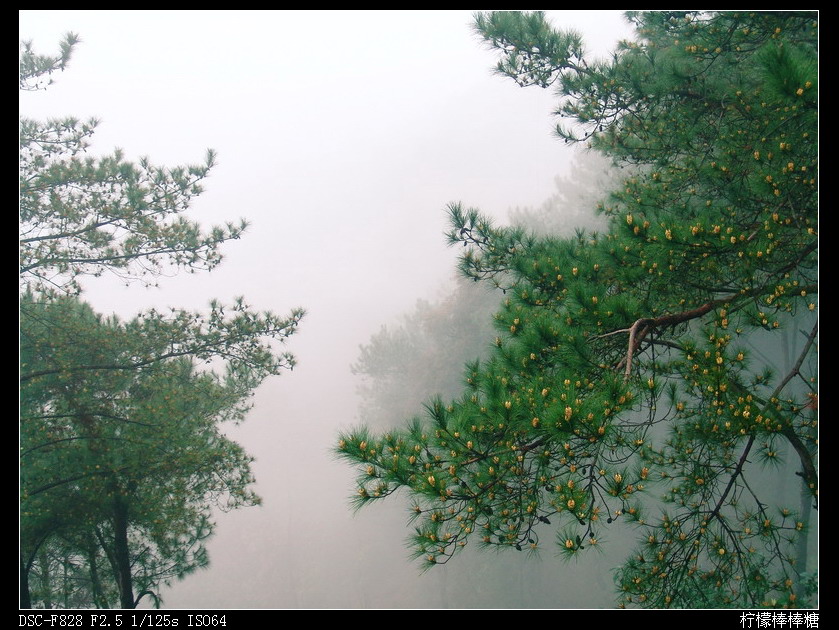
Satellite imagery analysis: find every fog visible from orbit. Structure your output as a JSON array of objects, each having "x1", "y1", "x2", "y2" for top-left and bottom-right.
[{"x1": 18, "y1": 10, "x2": 705, "y2": 608}]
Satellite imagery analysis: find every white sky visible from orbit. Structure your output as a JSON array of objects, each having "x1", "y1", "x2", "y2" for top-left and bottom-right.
[{"x1": 20, "y1": 10, "x2": 636, "y2": 608}]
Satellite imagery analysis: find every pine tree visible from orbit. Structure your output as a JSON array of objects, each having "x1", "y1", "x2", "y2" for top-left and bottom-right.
[
  {"x1": 19, "y1": 36, "x2": 304, "y2": 608},
  {"x1": 337, "y1": 11, "x2": 817, "y2": 608}
]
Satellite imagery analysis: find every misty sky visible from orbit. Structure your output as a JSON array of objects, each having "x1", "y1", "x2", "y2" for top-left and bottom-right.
[{"x1": 19, "y1": 10, "x2": 637, "y2": 608}]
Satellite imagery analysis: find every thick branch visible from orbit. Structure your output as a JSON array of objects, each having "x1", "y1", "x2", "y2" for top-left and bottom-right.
[{"x1": 612, "y1": 284, "x2": 817, "y2": 380}]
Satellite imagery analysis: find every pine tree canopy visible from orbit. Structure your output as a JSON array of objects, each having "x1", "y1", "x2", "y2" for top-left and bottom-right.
[
  {"x1": 337, "y1": 11, "x2": 817, "y2": 608},
  {"x1": 20, "y1": 34, "x2": 246, "y2": 296}
]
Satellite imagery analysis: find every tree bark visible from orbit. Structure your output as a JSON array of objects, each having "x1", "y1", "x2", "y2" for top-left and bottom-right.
[
  {"x1": 112, "y1": 497, "x2": 136, "y2": 609},
  {"x1": 87, "y1": 539, "x2": 107, "y2": 609},
  {"x1": 20, "y1": 555, "x2": 32, "y2": 609}
]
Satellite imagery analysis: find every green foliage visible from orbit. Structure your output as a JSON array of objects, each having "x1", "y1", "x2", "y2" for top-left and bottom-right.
[
  {"x1": 473, "y1": 11, "x2": 585, "y2": 89},
  {"x1": 338, "y1": 11, "x2": 817, "y2": 608},
  {"x1": 19, "y1": 36, "x2": 304, "y2": 608},
  {"x1": 20, "y1": 293, "x2": 265, "y2": 607},
  {"x1": 19, "y1": 32, "x2": 78, "y2": 91},
  {"x1": 19, "y1": 37, "x2": 247, "y2": 296}
]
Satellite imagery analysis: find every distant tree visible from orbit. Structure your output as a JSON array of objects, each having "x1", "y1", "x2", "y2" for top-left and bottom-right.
[
  {"x1": 19, "y1": 36, "x2": 304, "y2": 608},
  {"x1": 338, "y1": 11, "x2": 817, "y2": 608},
  {"x1": 508, "y1": 149, "x2": 617, "y2": 237},
  {"x1": 352, "y1": 277, "x2": 500, "y2": 429}
]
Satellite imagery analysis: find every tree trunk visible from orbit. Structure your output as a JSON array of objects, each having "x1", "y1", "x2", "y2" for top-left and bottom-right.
[
  {"x1": 20, "y1": 555, "x2": 32, "y2": 609},
  {"x1": 40, "y1": 547, "x2": 53, "y2": 608},
  {"x1": 112, "y1": 497, "x2": 136, "y2": 609},
  {"x1": 87, "y1": 540, "x2": 107, "y2": 609}
]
